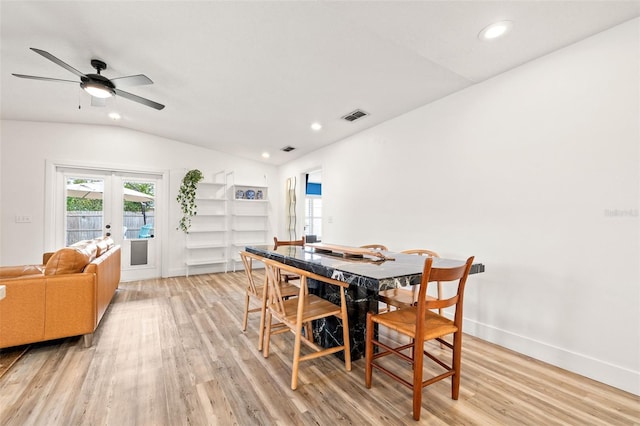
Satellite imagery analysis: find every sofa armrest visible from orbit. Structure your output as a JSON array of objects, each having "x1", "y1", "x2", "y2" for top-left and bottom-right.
[
  {"x1": 44, "y1": 273, "x2": 96, "y2": 340},
  {"x1": 0, "y1": 276, "x2": 46, "y2": 348}
]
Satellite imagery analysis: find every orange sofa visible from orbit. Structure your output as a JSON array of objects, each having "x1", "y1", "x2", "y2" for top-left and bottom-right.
[{"x1": 0, "y1": 236, "x2": 121, "y2": 349}]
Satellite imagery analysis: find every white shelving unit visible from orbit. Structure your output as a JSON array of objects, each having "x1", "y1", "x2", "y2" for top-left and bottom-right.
[
  {"x1": 185, "y1": 171, "x2": 228, "y2": 277},
  {"x1": 228, "y1": 174, "x2": 270, "y2": 271}
]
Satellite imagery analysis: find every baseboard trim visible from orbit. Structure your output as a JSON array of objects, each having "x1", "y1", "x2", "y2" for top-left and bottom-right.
[
  {"x1": 463, "y1": 318, "x2": 639, "y2": 396},
  {"x1": 166, "y1": 265, "x2": 229, "y2": 278}
]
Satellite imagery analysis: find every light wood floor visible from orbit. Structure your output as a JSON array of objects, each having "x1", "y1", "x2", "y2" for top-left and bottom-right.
[{"x1": 1, "y1": 272, "x2": 638, "y2": 425}]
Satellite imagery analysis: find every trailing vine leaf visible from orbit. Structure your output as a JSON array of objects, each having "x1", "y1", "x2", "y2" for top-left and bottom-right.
[{"x1": 177, "y1": 169, "x2": 204, "y2": 233}]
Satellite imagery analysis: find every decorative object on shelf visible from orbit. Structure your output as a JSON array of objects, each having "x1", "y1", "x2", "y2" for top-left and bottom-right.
[
  {"x1": 235, "y1": 189, "x2": 244, "y2": 200},
  {"x1": 177, "y1": 169, "x2": 204, "y2": 233},
  {"x1": 245, "y1": 189, "x2": 256, "y2": 200},
  {"x1": 256, "y1": 190, "x2": 263, "y2": 200}
]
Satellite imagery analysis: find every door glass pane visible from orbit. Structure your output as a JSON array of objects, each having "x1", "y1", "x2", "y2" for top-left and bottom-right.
[
  {"x1": 123, "y1": 180, "x2": 155, "y2": 239},
  {"x1": 305, "y1": 197, "x2": 322, "y2": 239},
  {"x1": 66, "y1": 178, "x2": 104, "y2": 245}
]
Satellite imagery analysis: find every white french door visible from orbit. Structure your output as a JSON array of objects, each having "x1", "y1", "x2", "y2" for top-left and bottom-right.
[{"x1": 51, "y1": 165, "x2": 163, "y2": 281}]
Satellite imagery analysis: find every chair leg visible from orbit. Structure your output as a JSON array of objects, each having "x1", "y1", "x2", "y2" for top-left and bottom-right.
[
  {"x1": 437, "y1": 281, "x2": 445, "y2": 349},
  {"x1": 242, "y1": 293, "x2": 250, "y2": 331},
  {"x1": 263, "y1": 312, "x2": 273, "y2": 358},
  {"x1": 412, "y1": 338, "x2": 425, "y2": 421},
  {"x1": 258, "y1": 281, "x2": 269, "y2": 352},
  {"x1": 452, "y1": 331, "x2": 462, "y2": 400},
  {"x1": 341, "y1": 289, "x2": 351, "y2": 372},
  {"x1": 304, "y1": 322, "x2": 313, "y2": 343},
  {"x1": 365, "y1": 312, "x2": 374, "y2": 388},
  {"x1": 291, "y1": 315, "x2": 305, "y2": 390}
]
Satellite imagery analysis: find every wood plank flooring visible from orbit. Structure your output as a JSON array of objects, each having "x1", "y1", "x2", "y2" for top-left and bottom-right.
[{"x1": 1, "y1": 271, "x2": 638, "y2": 425}]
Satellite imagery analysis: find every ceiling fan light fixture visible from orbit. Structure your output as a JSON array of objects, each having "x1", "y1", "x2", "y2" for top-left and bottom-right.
[
  {"x1": 82, "y1": 82, "x2": 115, "y2": 98},
  {"x1": 478, "y1": 20, "x2": 513, "y2": 41}
]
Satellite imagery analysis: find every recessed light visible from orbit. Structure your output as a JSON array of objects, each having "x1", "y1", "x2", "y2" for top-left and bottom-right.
[
  {"x1": 262, "y1": 152, "x2": 270, "y2": 159},
  {"x1": 478, "y1": 21, "x2": 513, "y2": 41},
  {"x1": 310, "y1": 122, "x2": 322, "y2": 131},
  {"x1": 108, "y1": 112, "x2": 121, "y2": 120}
]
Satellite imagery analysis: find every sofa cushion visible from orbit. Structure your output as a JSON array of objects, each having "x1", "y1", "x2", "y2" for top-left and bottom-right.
[
  {"x1": 71, "y1": 240, "x2": 98, "y2": 260},
  {"x1": 94, "y1": 238, "x2": 109, "y2": 257},
  {"x1": 103, "y1": 236, "x2": 115, "y2": 250},
  {"x1": 44, "y1": 247, "x2": 92, "y2": 276}
]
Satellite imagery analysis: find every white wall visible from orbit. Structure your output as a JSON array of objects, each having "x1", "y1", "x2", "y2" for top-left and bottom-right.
[
  {"x1": 278, "y1": 19, "x2": 639, "y2": 394},
  {"x1": 0, "y1": 121, "x2": 279, "y2": 276}
]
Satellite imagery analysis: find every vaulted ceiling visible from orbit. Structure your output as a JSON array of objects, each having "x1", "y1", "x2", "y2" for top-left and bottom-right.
[{"x1": 2, "y1": 1, "x2": 639, "y2": 165}]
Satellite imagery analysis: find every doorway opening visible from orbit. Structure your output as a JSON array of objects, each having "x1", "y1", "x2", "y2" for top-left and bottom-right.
[{"x1": 304, "y1": 170, "x2": 322, "y2": 243}]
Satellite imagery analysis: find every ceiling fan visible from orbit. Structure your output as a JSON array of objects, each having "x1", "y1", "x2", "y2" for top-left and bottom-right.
[{"x1": 13, "y1": 48, "x2": 165, "y2": 110}]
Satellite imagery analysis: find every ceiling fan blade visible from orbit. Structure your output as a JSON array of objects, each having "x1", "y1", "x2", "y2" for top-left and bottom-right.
[
  {"x1": 30, "y1": 47, "x2": 86, "y2": 78},
  {"x1": 114, "y1": 88, "x2": 165, "y2": 110},
  {"x1": 111, "y1": 74, "x2": 153, "y2": 87},
  {"x1": 12, "y1": 73, "x2": 78, "y2": 84}
]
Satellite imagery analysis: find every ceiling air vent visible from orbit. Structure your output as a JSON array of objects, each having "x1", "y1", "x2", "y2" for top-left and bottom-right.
[
  {"x1": 342, "y1": 109, "x2": 369, "y2": 122},
  {"x1": 281, "y1": 145, "x2": 296, "y2": 152}
]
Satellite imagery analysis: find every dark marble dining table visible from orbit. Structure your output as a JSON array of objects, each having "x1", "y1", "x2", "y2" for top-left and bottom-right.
[{"x1": 246, "y1": 244, "x2": 484, "y2": 360}]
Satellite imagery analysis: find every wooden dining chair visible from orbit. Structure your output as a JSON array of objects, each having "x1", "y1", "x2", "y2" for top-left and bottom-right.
[
  {"x1": 378, "y1": 249, "x2": 442, "y2": 313},
  {"x1": 360, "y1": 244, "x2": 388, "y2": 251},
  {"x1": 262, "y1": 257, "x2": 352, "y2": 390},
  {"x1": 273, "y1": 237, "x2": 305, "y2": 282},
  {"x1": 365, "y1": 255, "x2": 474, "y2": 421},
  {"x1": 239, "y1": 251, "x2": 298, "y2": 350}
]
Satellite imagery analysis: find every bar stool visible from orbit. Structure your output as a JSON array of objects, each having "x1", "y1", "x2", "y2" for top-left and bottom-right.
[
  {"x1": 262, "y1": 257, "x2": 351, "y2": 390},
  {"x1": 365, "y1": 256, "x2": 474, "y2": 420}
]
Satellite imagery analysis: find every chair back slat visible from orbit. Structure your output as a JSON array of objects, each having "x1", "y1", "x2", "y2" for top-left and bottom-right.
[
  {"x1": 273, "y1": 237, "x2": 305, "y2": 249},
  {"x1": 264, "y1": 260, "x2": 292, "y2": 315},
  {"x1": 240, "y1": 251, "x2": 264, "y2": 296},
  {"x1": 424, "y1": 295, "x2": 459, "y2": 310},
  {"x1": 401, "y1": 249, "x2": 439, "y2": 258},
  {"x1": 426, "y1": 263, "x2": 470, "y2": 283}
]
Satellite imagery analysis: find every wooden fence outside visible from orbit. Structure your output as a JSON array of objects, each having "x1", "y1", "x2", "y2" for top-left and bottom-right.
[{"x1": 66, "y1": 211, "x2": 155, "y2": 244}]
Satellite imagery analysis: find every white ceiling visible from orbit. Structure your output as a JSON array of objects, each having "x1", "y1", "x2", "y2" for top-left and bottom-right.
[{"x1": 2, "y1": 1, "x2": 639, "y2": 165}]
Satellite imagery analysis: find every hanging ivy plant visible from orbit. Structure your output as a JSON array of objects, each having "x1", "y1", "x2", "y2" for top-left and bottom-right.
[{"x1": 177, "y1": 169, "x2": 204, "y2": 233}]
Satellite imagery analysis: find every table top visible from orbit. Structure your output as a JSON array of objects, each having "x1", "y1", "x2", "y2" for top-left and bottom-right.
[{"x1": 246, "y1": 245, "x2": 483, "y2": 291}]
